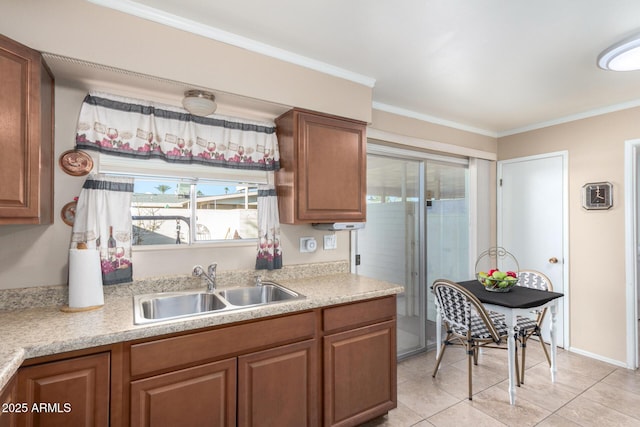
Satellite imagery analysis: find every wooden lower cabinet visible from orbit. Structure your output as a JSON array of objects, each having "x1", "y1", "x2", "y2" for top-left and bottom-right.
[
  {"x1": 323, "y1": 320, "x2": 397, "y2": 427},
  {"x1": 0, "y1": 374, "x2": 17, "y2": 427},
  {"x1": 127, "y1": 311, "x2": 319, "y2": 427},
  {"x1": 6, "y1": 296, "x2": 396, "y2": 427},
  {"x1": 238, "y1": 339, "x2": 318, "y2": 427},
  {"x1": 16, "y1": 352, "x2": 110, "y2": 427},
  {"x1": 130, "y1": 358, "x2": 236, "y2": 427}
]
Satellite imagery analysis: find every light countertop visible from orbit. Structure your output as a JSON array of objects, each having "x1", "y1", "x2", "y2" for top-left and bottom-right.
[{"x1": 0, "y1": 272, "x2": 402, "y2": 391}]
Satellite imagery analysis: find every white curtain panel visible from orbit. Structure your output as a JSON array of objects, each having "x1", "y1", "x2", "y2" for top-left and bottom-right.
[
  {"x1": 72, "y1": 174, "x2": 134, "y2": 285},
  {"x1": 255, "y1": 184, "x2": 283, "y2": 270}
]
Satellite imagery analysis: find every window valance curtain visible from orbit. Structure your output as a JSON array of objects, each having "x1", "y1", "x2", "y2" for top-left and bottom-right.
[{"x1": 75, "y1": 92, "x2": 280, "y2": 171}]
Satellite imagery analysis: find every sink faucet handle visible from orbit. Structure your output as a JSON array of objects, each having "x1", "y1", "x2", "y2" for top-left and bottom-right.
[
  {"x1": 192, "y1": 265, "x2": 205, "y2": 277},
  {"x1": 255, "y1": 275, "x2": 262, "y2": 286}
]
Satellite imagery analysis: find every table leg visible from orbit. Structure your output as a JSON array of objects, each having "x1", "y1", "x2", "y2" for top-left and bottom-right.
[
  {"x1": 549, "y1": 301, "x2": 558, "y2": 382},
  {"x1": 435, "y1": 301, "x2": 442, "y2": 361},
  {"x1": 506, "y1": 312, "x2": 517, "y2": 405}
]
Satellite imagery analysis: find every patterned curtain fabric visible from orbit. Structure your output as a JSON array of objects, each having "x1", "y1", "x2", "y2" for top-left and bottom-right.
[
  {"x1": 75, "y1": 92, "x2": 280, "y2": 171},
  {"x1": 71, "y1": 174, "x2": 134, "y2": 285},
  {"x1": 255, "y1": 184, "x2": 283, "y2": 270}
]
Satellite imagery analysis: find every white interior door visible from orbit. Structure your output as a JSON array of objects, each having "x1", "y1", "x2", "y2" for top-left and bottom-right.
[{"x1": 498, "y1": 152, "x2": 567, "y2": 347}]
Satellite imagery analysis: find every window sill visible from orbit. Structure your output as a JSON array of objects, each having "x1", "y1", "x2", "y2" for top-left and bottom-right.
[{"x1": 132, "y1": 239, "x2": 258, "y2": 252}]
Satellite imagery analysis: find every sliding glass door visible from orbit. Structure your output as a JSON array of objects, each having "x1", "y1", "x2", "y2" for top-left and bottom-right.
[
  {"x1": 356, "y1": 148, "x2": 469, "y2": 359},
  {"x1": 425, "y1": 161, "x2": 470, "y2": 338}
]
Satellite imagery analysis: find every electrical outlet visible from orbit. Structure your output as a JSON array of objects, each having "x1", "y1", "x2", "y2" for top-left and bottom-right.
[{"x1": 323, "y1": 234, "x2": 337, "y2": 250}]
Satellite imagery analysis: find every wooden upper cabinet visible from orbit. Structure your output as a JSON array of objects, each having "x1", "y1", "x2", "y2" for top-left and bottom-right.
[
  {"x1": 275, "y1": 109, "x2": 366, "y2": 224},
  {"x1": 0, "y1": 35, "x2": 54, "y2": 225}
]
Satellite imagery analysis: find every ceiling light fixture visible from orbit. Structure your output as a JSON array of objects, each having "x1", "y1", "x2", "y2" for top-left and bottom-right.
[
  {"x1": 182, "y1": 90, "x2": 217, "y2": 116},
  {"x1": 598, "y1": 33, "x2": 640, "y2": 71}
]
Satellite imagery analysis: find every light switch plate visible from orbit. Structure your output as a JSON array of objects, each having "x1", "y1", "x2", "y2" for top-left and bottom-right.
[{"x1": 323, "y1": 234, "x2": 337, "y2": 250}]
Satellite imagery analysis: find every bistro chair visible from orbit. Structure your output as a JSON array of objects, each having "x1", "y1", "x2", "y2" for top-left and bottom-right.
[
  {"x1": 514, "y1": 270, "x2": 553, "y2": 384},
  {"x1": 432, "y1": 279, "x2": 510, "y2": 400},
  {"x1": 488, "y1": 270, "x2": 553, "y2": 385}
]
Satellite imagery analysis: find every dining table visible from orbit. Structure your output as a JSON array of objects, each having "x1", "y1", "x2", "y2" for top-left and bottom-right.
[{"x1": 434, "y1": 279, "x2": 564, "y2": 405}]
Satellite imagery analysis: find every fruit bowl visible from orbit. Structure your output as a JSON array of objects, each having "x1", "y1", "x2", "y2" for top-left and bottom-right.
[
  {"x1": 476, "y1": 271, "x2": 519, "y2": 292},
  {"x1": 475, "y1": 247, "x2": 519, "y2": 292}
]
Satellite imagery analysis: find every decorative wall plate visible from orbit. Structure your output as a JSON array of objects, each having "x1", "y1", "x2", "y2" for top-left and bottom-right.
[
  {"x1": 59, "y1": 149, "x2": 93, "y2": 176},
  {"x1": 61, "y1": 201, "x2": 77, "y2": 226}
]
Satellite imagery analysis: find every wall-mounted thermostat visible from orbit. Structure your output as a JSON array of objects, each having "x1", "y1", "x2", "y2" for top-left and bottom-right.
[{"x1": 299, "y1": 237, "x2": 318, "y2": 253}]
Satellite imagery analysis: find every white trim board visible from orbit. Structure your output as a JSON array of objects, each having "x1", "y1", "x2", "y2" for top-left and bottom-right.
[
  {"x1": 624, "y1": 139, "x2": 640, "y2": 369},
  {"x1": 367, "y1": 128, "x2": 496, "y2": 161}
]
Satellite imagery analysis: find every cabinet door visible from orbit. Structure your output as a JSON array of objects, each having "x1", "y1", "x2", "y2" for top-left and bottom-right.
[
  {"x1": 0, "y1": 375, "x2": 17, "y2": 427},
  {"x1": 238, "y1": 339, "x2": 318, "y2": 427},
  {"x1": 17, "y1": 352, "x2": 110, "y2": 427},
  {"x1": 130, "y1": 358, "x2": 236, "y2": 427},
  {"x1": 297, "y1": 112, "x2": 366, "y2": 222},
  {"x1": 0, "y1": 34, "x2": 54, "y2": 224},
  {"x1": 323, "y1": 321, "x2": 396, "y2": 427}
]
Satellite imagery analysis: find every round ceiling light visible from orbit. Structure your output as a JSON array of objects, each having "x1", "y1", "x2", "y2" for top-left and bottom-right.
[
  {"x1": 182, "y1": 90, "x2": 217, "y2": 116},
  {"x1": 598, "y1": 34, "x2": 640, "y2": 71}
]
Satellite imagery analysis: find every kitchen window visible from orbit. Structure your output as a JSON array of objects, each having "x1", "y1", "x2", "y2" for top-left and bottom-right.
[
  {"x1": 96, "y1": 154, "x2": 269, "y2": 248},
  {"x1": 131, "y1": 177, "x2": 259, "y2": 246}
]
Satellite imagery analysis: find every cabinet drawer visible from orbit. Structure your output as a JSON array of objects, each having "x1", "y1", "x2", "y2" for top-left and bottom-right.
[
  {"x1": 323, "y1": 296, "x2": 395, "y2": 334},
  {"x1": 130, "y1": 311, "x2": 316, "y2": 377}
]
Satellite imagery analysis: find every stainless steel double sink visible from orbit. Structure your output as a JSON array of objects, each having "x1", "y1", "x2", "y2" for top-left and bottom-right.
[{"x1": 133, "y1": 282, "x2": 304, "y2": 325}]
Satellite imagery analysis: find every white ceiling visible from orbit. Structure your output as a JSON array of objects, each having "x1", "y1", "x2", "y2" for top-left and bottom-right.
[{"x1": 91, "y1": 0, "x2": 640, "y2": 137}]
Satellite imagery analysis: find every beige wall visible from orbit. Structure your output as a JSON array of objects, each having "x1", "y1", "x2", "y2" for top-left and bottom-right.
[
  {"x1": 0, "y1": 0, "x2": 502, "y2": 291},
  {"x1": 498, "y1": 107, "x2": 640, "y2": 363},
  {"x1": 0, "y1": 83, "x2": 494, "y2": 290},
  {"x1": 0, "y1": 82, "x2": 352, "y2": 289},
  {"x1": 0, "y1": 0, "x2": 372, "y2": 123},
  {"x1": 371, "y1": 109, "x2": 497, "y2": 154},
  {"x1": 7, "y1": 0, "x2": 630, "y2": 366}
]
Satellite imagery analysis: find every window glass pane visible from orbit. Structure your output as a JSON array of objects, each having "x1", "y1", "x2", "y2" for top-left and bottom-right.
[
  {"x1": 131, "y1": 179, "x2": 192, "y2": 245},
  {"x1": 194, "y1": 183, "x2": 258, "y2": 241},
  {"x1": 130, "y1": 177, "x2": 259, "y2": 246}
]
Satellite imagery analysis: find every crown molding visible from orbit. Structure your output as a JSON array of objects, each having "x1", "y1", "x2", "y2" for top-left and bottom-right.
[
  {"x1": 372, "y1": 102, "x2": 497, "y2": 138},
  {"x1": 86, "y1": 0, "x2": 376, "y2": 88},
  {"x1": 498, "y1": 98, "x2": 640, "y2": 137}
]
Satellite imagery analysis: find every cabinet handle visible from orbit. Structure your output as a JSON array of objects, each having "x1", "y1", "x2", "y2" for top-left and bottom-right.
[{"x1": 548, "y1": 257, "x2": 559, "y2": 264}]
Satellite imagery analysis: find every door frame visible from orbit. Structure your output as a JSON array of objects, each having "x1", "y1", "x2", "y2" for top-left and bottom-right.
[
  {"x1": 497, "y1": 151, "x2": 570, "y2": 350},
  {"x1": 624, "y1": 139, "x2": 640, "y2": 369}
]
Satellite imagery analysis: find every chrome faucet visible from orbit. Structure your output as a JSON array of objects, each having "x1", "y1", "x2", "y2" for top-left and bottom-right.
[
  {"x1": 192, "y1": 263, "x2": 217, "y2": 292},
  {"x1": 255, "y1": 275, "x2": 263, "y2": 287},
  {"x1": 207, "y1": 263, "x2": 217, "y2": 281}
]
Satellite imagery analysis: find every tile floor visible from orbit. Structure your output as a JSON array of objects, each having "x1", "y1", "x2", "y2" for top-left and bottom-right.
[{"x1": 362, "y1": 342, "x2": 640, "y2": 426}]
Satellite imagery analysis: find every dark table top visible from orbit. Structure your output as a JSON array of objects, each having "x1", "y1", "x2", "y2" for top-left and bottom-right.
[{"x1": 457, "y1": 280, "x2": 564, "y2": 309}]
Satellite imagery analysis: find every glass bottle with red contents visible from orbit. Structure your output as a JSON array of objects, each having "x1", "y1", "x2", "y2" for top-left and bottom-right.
[{"x1": 108, "y1": 226, "x2": 116, "y2": 263}]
